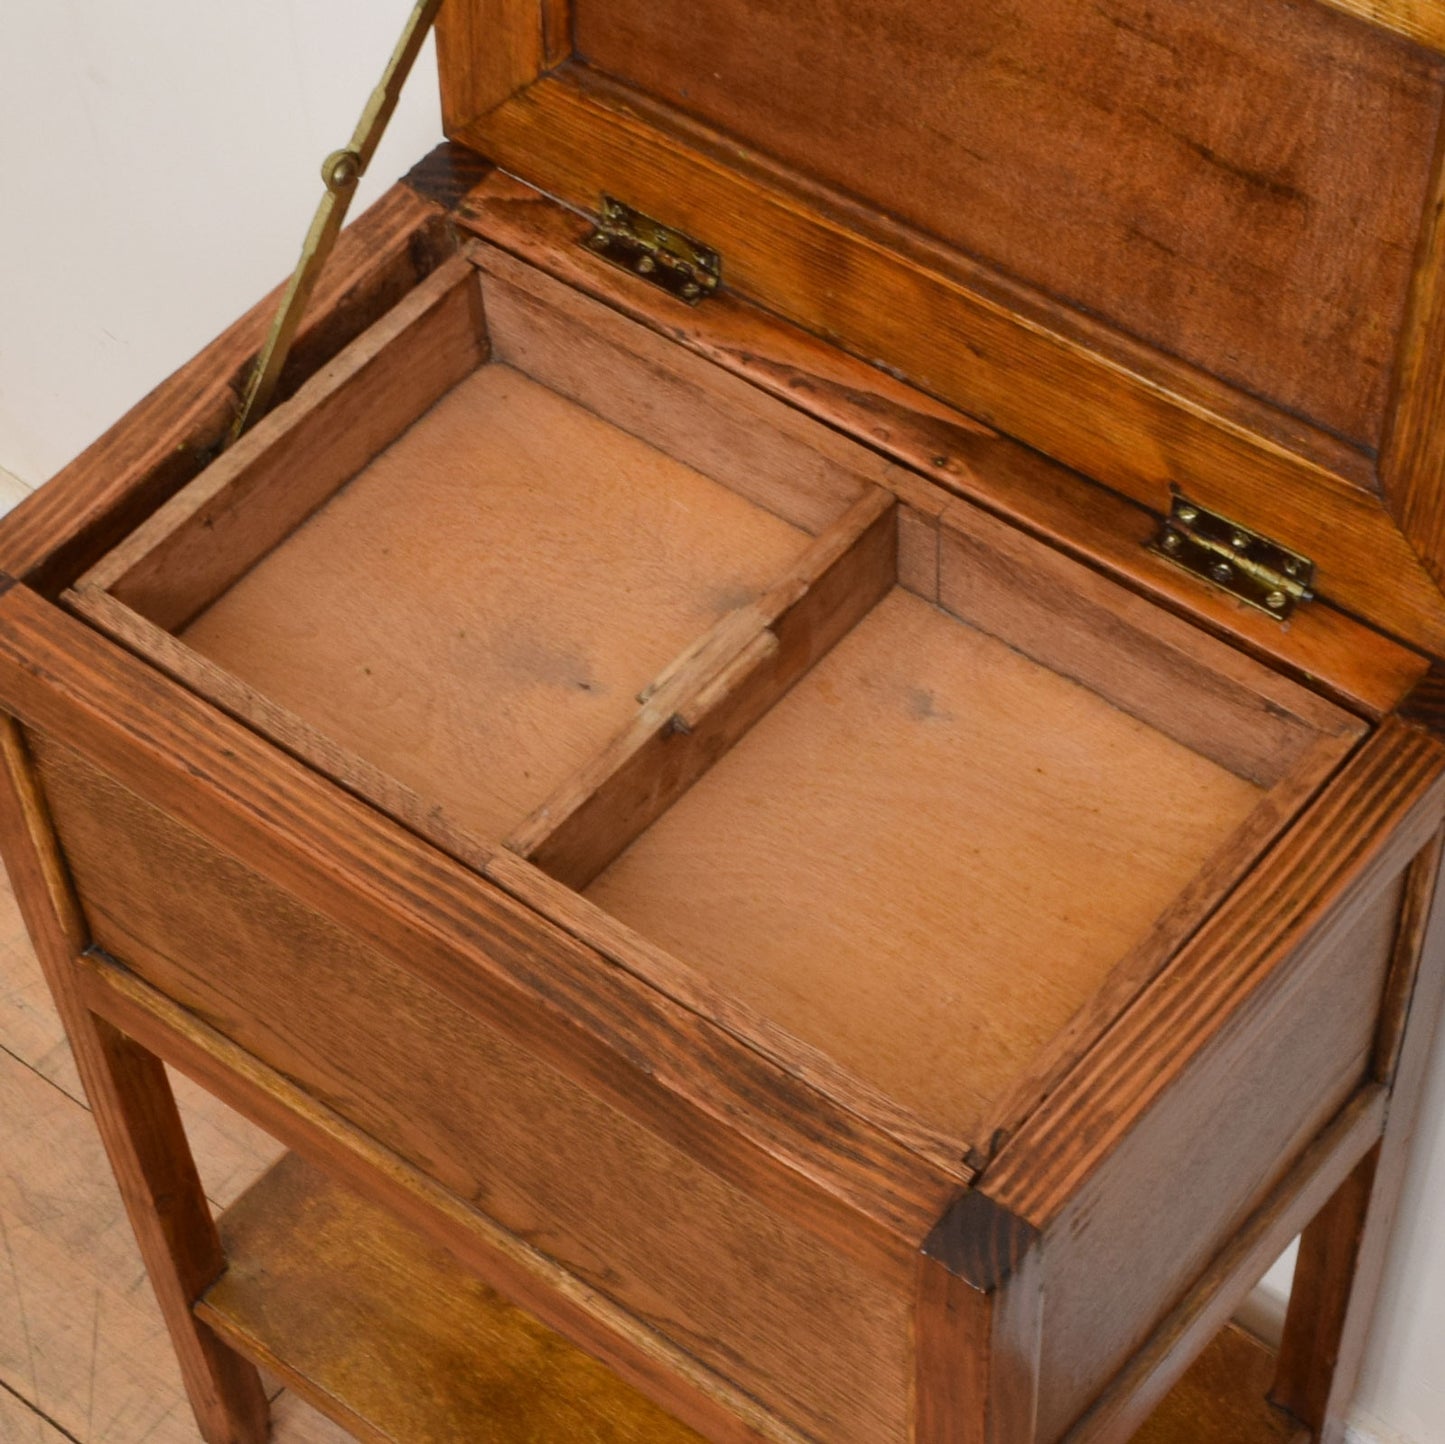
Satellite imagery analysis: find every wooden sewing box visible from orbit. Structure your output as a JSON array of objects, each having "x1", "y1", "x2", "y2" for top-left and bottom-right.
[{"x1": 6, "y1": 0, "x2": 1445, "y2": 1440}]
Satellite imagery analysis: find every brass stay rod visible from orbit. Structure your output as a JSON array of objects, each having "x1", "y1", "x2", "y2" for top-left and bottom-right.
[{"x1": 230, "y1": 0, "x2": 445, "y2": 444}]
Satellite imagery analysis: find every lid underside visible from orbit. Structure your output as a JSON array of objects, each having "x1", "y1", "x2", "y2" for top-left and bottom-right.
[{"x1": 437, "y1": 0, "x2": 1445, "y2": 650}]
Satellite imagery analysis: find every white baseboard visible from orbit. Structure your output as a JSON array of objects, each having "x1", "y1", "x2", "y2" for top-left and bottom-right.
[{"x1": 0, "y1": 465, "x2": 33, "y2": 517}]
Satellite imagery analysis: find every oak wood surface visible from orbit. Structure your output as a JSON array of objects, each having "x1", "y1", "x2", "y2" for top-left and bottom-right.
[
  {"x1": 1062, "y1": 1086, "x2": 1386, "y2": 1444},
  {"x1": 982, "y1": 718, "x2": 1445, "y2": 1441},
  {"x1": 1130, "y1": 1324, "x2": 1302, "y2": 1444},
  {"x1": 455, "y1": 77, "x2": 1445, "y2": 655},
  {"x1": 63, "y1": 585, "x2": 497, "y2": 876},
  {"x1": 586, "y1": 584, "x2": 1266, "y2": 1146},
  {"x1": 0, "y1": 585, "x2": 958, "y2": 1268},
  {"x1": 78, "y1": 951, "x2": 802, "y2": 1444},
  {"x1": 0, "y1": 718, "x2": 270, "y2": 1444},
  {"x1": 511, "y1": 487, "x2": 896, "y2": 889},
  {"x1": 201, "y1": 1151, "x2": 706, "y2": 1444},
  {"x1": 87, "y1": 256, "x2": 490, "y2": 632},
  {"x1": 453, "y1": 171, "x2": 1438, "y2": 691},
  {"x1": 471, "y1": 239, "x2": 886, "y2": 534},
  {"x1": 34, "y1": 734, "x2": 916, "y2": 1442},
  {"x1": 1272, "y1": 824, "x2": 1445, "y2": 1442},
  {"x1": 0, "y1": 184, "x2": 457, "y2": 597},
  {"x1": 178, "y1": 362, "x2": 810, "y2": 846},
  {"x1": 1385, "y1": 115, "x2": 1445, "y2": 592},
  {"x1": 570, "y1": 0, "x2": 1441, "y2": 451}
]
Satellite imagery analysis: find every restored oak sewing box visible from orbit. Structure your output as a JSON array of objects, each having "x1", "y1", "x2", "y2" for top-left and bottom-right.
[{"x1": 6, "y1": 0, "x2": 1445, "y2": 1440}]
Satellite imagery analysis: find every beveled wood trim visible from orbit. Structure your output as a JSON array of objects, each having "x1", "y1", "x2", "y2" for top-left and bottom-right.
[
  {"x1": 1315, "y1": 0, "x2": 1445, "y2": 52},
  {"x1": 0, "y1": 584, "x2": 956, "y2": 1271},
  {"x1": 78, "y1": 952, "x2": 799, "y2": 1444},
  {"x1": 435, "y1": 0, "x2": 548, "y2": 135},
  {"x1": 0, "y1": 184, "x2": 456, "y2": 598},
  {"x1": 1061, "y1": 1085, "x2": 1386, "y2": 1444},
  {"x1": 452, "y1": 72, "x2": 1445, "y2": 653},
  {"x1": 983, "y1": 716, "x2": 1445, "y2": 1229},
  {"x1": 1385, "y1": 111, "x2": 1445, "y2": 591},
  {"x1": 0, "y1": 716, "x2": 271, "y2": 1444}
]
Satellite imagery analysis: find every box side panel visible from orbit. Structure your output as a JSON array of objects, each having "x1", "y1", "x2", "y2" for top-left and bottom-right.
[
  {"x1": 1033, "y1": 871, "x2": 1406, "y2": 1442},
  {"x1": 32, "y1": 733, "x2": 913, "y2": 1443}
]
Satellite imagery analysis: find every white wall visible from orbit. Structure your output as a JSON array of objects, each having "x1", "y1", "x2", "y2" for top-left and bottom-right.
[{"x1": 2, "y1": 4, "x2": 1443, "y2": 1442}]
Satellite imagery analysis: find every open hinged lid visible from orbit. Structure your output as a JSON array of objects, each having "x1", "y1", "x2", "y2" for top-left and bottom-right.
[{"x1": 434, "y1": 0, "x2": 1445, "y2": 652}]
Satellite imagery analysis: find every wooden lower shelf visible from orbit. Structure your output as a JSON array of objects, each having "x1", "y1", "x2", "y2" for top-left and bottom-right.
[
  {"x1": 197, "y1": 1152, "x2": 704, "y2": 1443},
  {"x1": 199, "y1": 1153, "x2": 1306, "y2": 1443}
]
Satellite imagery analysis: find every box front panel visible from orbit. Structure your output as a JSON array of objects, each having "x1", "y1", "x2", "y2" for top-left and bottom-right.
[{"x1": 32, "y1": 732, "x2": 915, "y2": 1443}]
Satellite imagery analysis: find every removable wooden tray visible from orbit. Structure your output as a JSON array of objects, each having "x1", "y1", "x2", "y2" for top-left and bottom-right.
[{"x1": 67, "y1": 239, "x2": 1364, "y2": 1175}]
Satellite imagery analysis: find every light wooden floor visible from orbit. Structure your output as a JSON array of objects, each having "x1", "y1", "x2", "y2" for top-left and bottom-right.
[{"x1": 0, "y1": 857, "x2": 350, "y2": 1443}]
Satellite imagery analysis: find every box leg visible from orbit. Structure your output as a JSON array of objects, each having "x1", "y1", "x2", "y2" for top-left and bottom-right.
[
  {"x1": 1271, "y1": 829, "x2": 1445, "y2": 1444},
  {"x1": 0, "y1": 717, "x2": 270, "y2": 1444}
]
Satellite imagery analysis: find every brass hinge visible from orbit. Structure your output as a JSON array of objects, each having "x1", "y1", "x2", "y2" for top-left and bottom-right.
[
  {"x1": 1149, "y1": 496, "x2": 1315, "y2": 621},
  {"x1": 583, "y1": 197, "x2": 721, "y2": 305}
]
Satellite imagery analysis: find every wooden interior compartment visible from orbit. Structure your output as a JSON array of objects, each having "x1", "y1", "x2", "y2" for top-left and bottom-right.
[
  {"x1": 552, "y1": 493, "x2": 1370, "y2": 1156},
  {"x1": 71, "y1": 234, "x2": 1369, "y2": 1167},
  {"x1": 70, "y1": 244, "x2": 889, "y2": 853}
]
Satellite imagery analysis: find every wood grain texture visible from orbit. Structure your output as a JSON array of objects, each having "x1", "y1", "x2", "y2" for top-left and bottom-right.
[
  {"x1": 472, "y1": 239, "x2": 885, "y2": 534},
  {"x1": 571, "y1": 0, "x2": 1444, "y2": 449},
  {"x1": 1062, "y1": 1086, "x2": 1386, "y2": 1444},
  {"x1": 1385, "y1": 112, "x2": 1445, "y2": 590},
  {"x1": 87, "y1": 256, "x2": 489, "y2": 631},
  {"x1": 1316, "y1": 0, "x2": 1445, "y2": 53},
  {"x1": 1130, "y1": 1324, "x2": 1302, "y2": 1444},
  {"x1": 0, "y1": 184, "x2": 452, "y2": 596},
  {"x1": 512, "y1": 487, "x2": 895, "y2": 888},
  {"x1": 587, "y1": 586, "x2": 1267, "y2": 1148},
  {"x1": 63, "y1": 586, "x2": 496, "y2": 877},
  {"x1": 1035, "y1": 878, "x2": 1403, "y2": 1443},
  {"x1": 435, "y1": 0, "x2": 546, "y2": 133},
  {"x1": 202, "y1": 1152, "x2": 706, "y2": 1444},
  {"x1": 1273, "y1": 826, "x2": 1445, "y2": 1443},
  {"x1": 453, "y1": 158, "x2": 1445, "y2": 656},
  {"x1": 179, "y1": 362, "x2": 810, "y2": 847},
  {"x1": 0, "y1": 586, "x2": 957, "y2": 1269},
  {"x1": 80, "y1": 954, "x2": 798, "y2": 1444},
  {"x1": 485, "y1": 848, "x2": 973, "y2": 1179},
  {"x1": 35, "y1": 735, "x2": 915, "y2": 1442},
  {"x1": 0, "y1": 718, "x2": 270, "y2": 1444},
  {"x1": 986, "y1": 718, "x2": 1445, "y2": 1225},
  {"x1": 913, "y1": 1244, "x2": 1043, "y2": 1444},
  {"x1": 983, "y1": 719, "x2": 1445, "y2": 1441},
  {"x1": 934, "y1": 497, "x2": 1364, "y2": 787}
]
